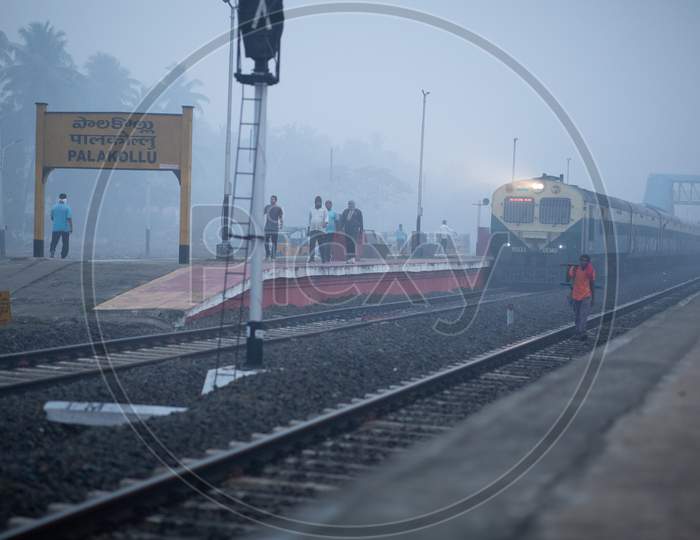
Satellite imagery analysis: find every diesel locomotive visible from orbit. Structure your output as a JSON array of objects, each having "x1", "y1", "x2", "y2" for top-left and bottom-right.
[{"x1": 489, "y1": 174, "x2": 700, "y2": 283}]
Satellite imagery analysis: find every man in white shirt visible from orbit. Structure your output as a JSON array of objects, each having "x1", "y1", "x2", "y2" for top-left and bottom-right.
[
  {"x1": 308, "y1": 195, "x2": 327, "y2": 262},
  {"x1": 438, "y1": 219, "x2": 455, "y2": 255}
]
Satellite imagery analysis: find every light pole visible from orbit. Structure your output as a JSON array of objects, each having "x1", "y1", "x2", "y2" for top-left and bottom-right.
[
  {"x1": 414, "y1": 89, "x2": 429, "y2": 253},
  {"x1": 145, "y1": 178, "x2": 152, "y2": 257},
  {"x1": 329, "y1": 146, "x2": 334, "y2": 194},
  {"x1": 217, "y1": 0, "x2": 236, "y2": 258},
  {"x1": 566, "y1": 157, "x2": 571, "y2": 184},
  {"x1": 0, "y1": 137, "x2": 21, "y2": 258},
  {"x1": 511, "y1": 137, "x2": 518, "y2": 182}
]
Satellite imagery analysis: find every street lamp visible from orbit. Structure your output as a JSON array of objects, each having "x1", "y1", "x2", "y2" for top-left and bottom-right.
[
  {"x1": 414, "y1": 89, "x2": 429, "y2": 254},
  {"x1": 217, "y1": 0, "x2": 236, "y2": 259},
  {"x1": 0, "y1": 137, "x2": 22, "y2": 258}
]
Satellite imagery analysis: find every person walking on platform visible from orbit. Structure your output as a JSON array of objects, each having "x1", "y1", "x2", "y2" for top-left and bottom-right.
[
  {"x1": 320, "y1": 199, "x2": 337, "y2": 263},
  {"x1": 307, "y1": 195, "x2": 327, "y2": 263},
  {"x1": 568, "y1": 254, "x2": 596, "y2": 340},
  {"x1": 340, "y1": 200, "x2": 363, "y2": 263},
  {"x1": 49, "y1": 193, "x2": 72, "y2": 259},
  {"x1": 264, "y1": 195, "x2": 283, "y2": 261}
]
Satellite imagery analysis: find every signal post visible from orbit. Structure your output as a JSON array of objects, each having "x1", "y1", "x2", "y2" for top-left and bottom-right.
[{"x1": 234, "y1": 0, "x2": 284, "y2": 368}]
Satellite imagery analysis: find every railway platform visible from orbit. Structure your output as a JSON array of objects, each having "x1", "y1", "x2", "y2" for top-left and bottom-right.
[
  {"x1": 265, "y1": 288, "x2": 700, "y2": 540},
  {"x1": 94, "y1": 256, "x2": 490, "y2": 323}
]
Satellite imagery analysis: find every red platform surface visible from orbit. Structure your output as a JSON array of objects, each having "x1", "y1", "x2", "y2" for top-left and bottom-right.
[{"x1": 95, "y1": 257, "x2": 490, "y2": 323}]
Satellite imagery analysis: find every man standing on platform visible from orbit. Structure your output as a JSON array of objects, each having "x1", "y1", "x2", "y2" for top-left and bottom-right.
[
  {"x1": 340, "y1": 200, "x2": 363, "y2": 263},
  {"x1": 308, "y1": 195, "x2": 327, "y2": 263},
  {"x1": 568, "y1": 254, "x2": 596, "y2": 341},
  {"x1": 264, "y1": 195, "x2": 283, "y2": 261},
  {"x1": 49, "y1": 193, "x2": 72, "y2": 259},
  {"x1": 321, "y1": 199, "x2": 337, "y2": 263},
  {"x1": 395, "y1": 224, "x2": 407, "y2": 255},
  {"x1": 438, "y1": 219, "x2": 455, "y2": 255}
]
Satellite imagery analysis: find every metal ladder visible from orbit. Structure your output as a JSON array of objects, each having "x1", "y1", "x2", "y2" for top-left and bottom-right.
[{"x1": 214, "y1": 86, "x2": 264, "y2": 376}]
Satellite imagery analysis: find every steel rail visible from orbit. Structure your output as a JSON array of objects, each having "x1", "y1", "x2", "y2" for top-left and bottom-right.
[
  {"x1": 0, "y1": 289, "x2": 520, "y2": 395},
  {"x1": 3, "y1": 276, "x2": 698, "y2": 540},
  {"x1": 0, "y1": 288, "x2": 493, "y2": 368}
]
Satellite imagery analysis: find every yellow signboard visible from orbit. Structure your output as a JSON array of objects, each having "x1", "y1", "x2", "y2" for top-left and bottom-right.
[
  {"x1": 43, "y1": 112, "x2": 183, "y2": 171},
  {"x1": 34, "y1": 104, "x2": 193, "y2": 263},
  {"x1": 0, "y1": 290, "x2": 11, "y2": 325}
]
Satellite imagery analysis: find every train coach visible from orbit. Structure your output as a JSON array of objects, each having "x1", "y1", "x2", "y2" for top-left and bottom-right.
[{"x1": 489, "y1": 174, "x2": 700, "y2": 283}]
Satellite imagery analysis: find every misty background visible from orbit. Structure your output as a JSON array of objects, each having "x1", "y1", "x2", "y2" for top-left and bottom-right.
[{"x1": 1, "y1": 0, "x2": 699, "y2": 258}]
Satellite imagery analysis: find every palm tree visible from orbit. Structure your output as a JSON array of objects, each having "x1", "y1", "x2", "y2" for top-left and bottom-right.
[
  {"x1": 84, "y1": 52, "x2": 139, "y2": 110},
  {"x1": 0, "y1": 31, "x2": 12, "y2": 107},
  {"x1": 0, "y1": 31, "x2": 11, "y2": 68},
  {"x1": 157, "y1": 64, "x2": 209, "y2": 114},
  {"x1": 1, "y1": 21, "x2": 82, "y2": 111}
]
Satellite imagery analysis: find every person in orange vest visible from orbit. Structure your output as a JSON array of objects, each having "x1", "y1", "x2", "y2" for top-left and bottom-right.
[{"x1": 568, "y1": 254, "x2": 596, "y2": 341}]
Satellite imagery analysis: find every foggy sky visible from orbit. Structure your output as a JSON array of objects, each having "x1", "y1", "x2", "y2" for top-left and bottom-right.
[{"x1": 3, "y1": 0, "x2": 700, "y2": 236}]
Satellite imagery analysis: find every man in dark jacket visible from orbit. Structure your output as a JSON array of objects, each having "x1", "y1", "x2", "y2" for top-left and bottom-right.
[{"x1": 340, "y1": 200, "x2": 363, "y2": 263}]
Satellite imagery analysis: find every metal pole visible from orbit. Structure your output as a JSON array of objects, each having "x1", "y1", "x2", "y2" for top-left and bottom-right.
[
  {"x1": 246, "y1": 82, "x2": 268, "y2": 367},
  {"x1": 0, "y1": 137, "x2": 20, "y2": 258},
  {"x1": 329, "y1": 146, "x2": 333, "y2": 185},
  {"x1": 566, "y1": 157, "x2": 571, "y2": 184},
  {"x1": 0, "y1": 144, "x2": 5, "y2": 258},
  {"x1": 145, "y1": 179, "x2": 151, "y2": 257},
  {"x1": 473, "y1": 201, "x2": 482, "y2": 255},
  {"x1": 415, "y1": 89, "x2": 429, "y2": 252},
  {"x1": 511, "y1": 137, "x2": 518, "y2": 182},
  {"x1": 219, "y1": 1, "x2": 235, "y2": 253},
  {"x1": 0, "y1": 133, "x2": 5, "y2": 259}
]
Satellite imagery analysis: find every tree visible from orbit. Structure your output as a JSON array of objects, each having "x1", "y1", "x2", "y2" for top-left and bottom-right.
[
  {"x1": 156, "y1": 65, "x2": 209, "y2": 114},
  {"x1": 84, "y1": 52, "x2": 139, "y2": 109},
  {"x1": 0, "y1": 31, "x2": 12, "y2": 106},
  {"x1": 1, "y1": 21, "x2": 82, "y2": 111}
]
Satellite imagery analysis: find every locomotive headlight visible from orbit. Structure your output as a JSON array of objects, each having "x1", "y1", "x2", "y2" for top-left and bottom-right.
[
  {"x1": 505, "y1": 242, "x2": 511, "y2": 247},
  {"x1": 558, "y1": 244, "x2": 565, "y2": 249},
  {"x1": 531, "y1": 182, "x2": 545, "y2": 193}
]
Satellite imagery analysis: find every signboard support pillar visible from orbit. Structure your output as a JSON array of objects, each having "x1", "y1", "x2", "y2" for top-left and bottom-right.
[
  {"x1": 178, "y1": 106, "x2": 193, "y2": 264},
  {"x1": 33, "y1": 103, "x2": 47, "y2": 258},
  {"x1": 246, "y1": 82, "x2": 268, "y2": 368}
]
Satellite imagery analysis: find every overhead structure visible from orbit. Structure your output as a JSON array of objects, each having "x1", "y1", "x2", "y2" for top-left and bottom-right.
[
  {"x1": 644, "y1": 173, "x2": 700, "y2": 214},
  {"x1": 223, "y1": 0, "x2": 283, "y2": 369}
]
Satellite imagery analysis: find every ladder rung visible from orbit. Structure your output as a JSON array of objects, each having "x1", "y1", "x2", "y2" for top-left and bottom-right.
[
  {"x1": 235, "y1": 171, "x2": 254, "y2": 175},
  {"x1": 238, "y1": 147, "x2": 257, "y2": 151},
  {"x1": 242, "y1": 97, "x2": 262, "y2": 102},
  {"x1": 240, "y1": 122, "x2": 260, "y2": 126}
]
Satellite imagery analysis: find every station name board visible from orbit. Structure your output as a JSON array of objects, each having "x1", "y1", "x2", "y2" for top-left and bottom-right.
[{"x1": 42, "y1": 112, "x2": 183, "y2": 171}]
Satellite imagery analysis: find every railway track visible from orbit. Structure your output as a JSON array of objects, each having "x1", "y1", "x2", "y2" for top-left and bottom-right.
[
  {"x1": 4, "y1": 276, "x2": 699, "y2": 540},
  {"x1": 0, "y1": 288, "x2": 523, "y2": 395}
]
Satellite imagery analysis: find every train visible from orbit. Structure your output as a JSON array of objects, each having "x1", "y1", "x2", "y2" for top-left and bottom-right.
[{"x1": 489, "y1": 174, "x2": 700, "y2": 283}]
